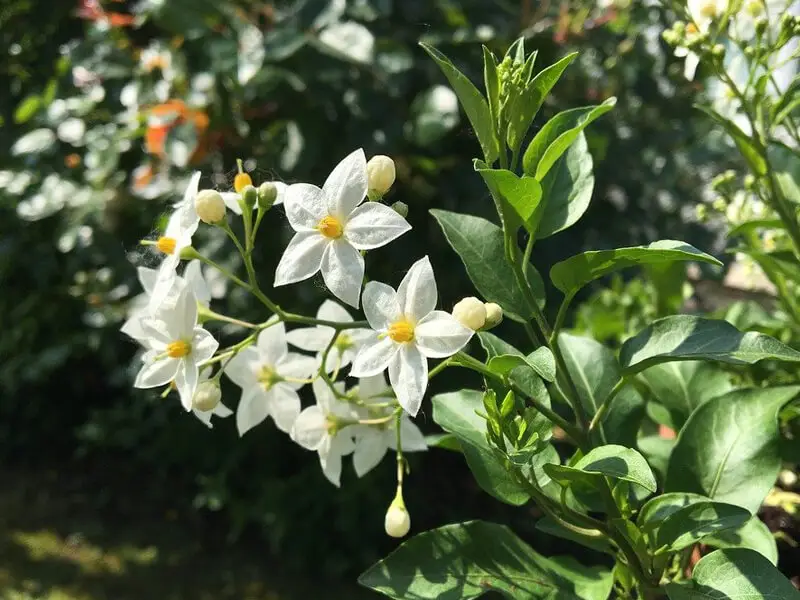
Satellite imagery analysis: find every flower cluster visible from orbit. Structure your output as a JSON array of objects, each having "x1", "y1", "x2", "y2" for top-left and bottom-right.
[{"x1": 123, "y1": 148, "x2": 482, "y2": 533}]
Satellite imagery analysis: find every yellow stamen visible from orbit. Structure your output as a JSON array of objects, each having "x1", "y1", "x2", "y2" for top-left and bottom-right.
[
  {"x1": 166, "y1": 340, "x2": 191, "y2": 358},
  {"x1": 156, "y1": 236, "x2": 177, "y2": 255},
  {"x1": 317, "y1": 215, "x2": 344, "y2": 239},
  {"x1": 234, "y1": 158, "x2": 252, "y2": 192},
  {"x1": 686, "y1": 23, "x2": 698, "y2": 34},
  {"x1": 388, "y1": 320, "x2": 414, "y2": 343}
]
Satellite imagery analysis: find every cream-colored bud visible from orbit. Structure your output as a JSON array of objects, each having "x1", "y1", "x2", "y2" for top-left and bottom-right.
[
  {"x1": 483, "y1": 302, "x2": 503, "y2": 329},
  {"x1": 367, "y1": 155, "x2": 396, "y2": 196},
  {"x1": 193, "y1": 380, "x2": 221, "y2": 412},
  {"x1": 452, "y1": 296, "x2": 486, "y2": 331},
  {"x1": 384, "y1": 493, "x2": 411, "y2": 538},
  {"x1": 195, "y1": 189, "x2": 226, "y2": 224}
]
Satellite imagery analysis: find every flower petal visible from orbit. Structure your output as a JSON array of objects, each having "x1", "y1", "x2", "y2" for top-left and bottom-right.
[
  {"x1": 353, "y1": 428, "x2": 388, "y2": 477},
  {"x1": 266, "y1": 384, "x2": 301, "y2": 433},
  {"x1": 286, "y1": 326, "x2": 332, "y2": 352},
  {"x1": 388, "y1": 344, "x2": 428, "y2": 416},
  {"x1": 414, "y1": 310, "x2": 473, "y2": 358},
  {"x1": 236, "y1": 387, "x2": 269, "y2": 436},
  {"x1": 137, "y1": 266, "x2": 159, "y2": 296},
  {"x1": 362, "y1": 281, "x2": 401, "y2": 330},
  {"x1": 274, "y1": 231, "x2": 328, "y2": 287},
  {"x1": 277, "y1": 353, "x2": 317, "y2": 390},
  {"x1": 291, "y1": 405, "x2": 327, "y2": 450},
  {"x1": 390, "y1": 417, "x2": 428, "y2": 452},
  {"x1": 257, "y1": 320, "x2": 288, "y2": 366},
  {"x1": 147, "y1": 257, "x2": 180, "y2": 312},
  {"x1": 224, "y1": 347, "x2": 259, "y2": 389},
  {"x1": 171, "y1": 283, "x2": 198, "y2": 338},
  {"x1": 344, "y1": 202, "x2": 411, "y2": 250},
  {"x1": 319, "y1": 447, "x2": 344, "y2": 487},
  {"x1": 121, "y1": 315, "x2": 148, "y2": 342},
  {"x1": 134, "y1": 353, "x2": 180, "y2": 389},
  {"x1": 320, "y1": 239, "x2": 364, "y2": 308},
  {"x1": 317, "y1": 299, "x2": 353, "y2": 323},
  {"x1": 322, "y1": 148, "x2": 367, "y2": 219},
  {"x1": 221, "y1": 192, "x2": 243, "y2": 215},
  {"x1": 272, "y1": 181, "x2": 287, "y2": 206},
  {"x1": 184, "y1": 260, "x2": 211, "y2": 306},
  {"x1": 283, "y1": 183, "x2": 327, "y2": 231},
  {"x1": 397, "y1": 256, "x2": 437, "y2": 322},
  {"x1": 174, "y1": 360, "x2": 198, "y2": 411},
  {"x1": 191, "y1": 328, "x2": 219, "y2": 364},
  {"x1": 358, "y1": 373, "x2": 391, "y2": 402},
  {"x1": 350, "y1": 334, "x2": 398, "y2": 378}
]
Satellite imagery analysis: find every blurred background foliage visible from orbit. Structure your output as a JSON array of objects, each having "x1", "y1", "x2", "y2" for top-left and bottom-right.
[{"x1": 0, "y1": 0, "x2": 757, "y2": 582}]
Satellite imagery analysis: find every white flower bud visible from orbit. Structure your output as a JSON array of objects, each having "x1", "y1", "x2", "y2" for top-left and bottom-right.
[
  {"x1": 384, "y1": 493, "x2": 410, "y2": 538},
  {"x1": 452, "y1": 296, "x2": 487, "y2": 331},
  {"x1": 367, "y1": 155, "x2": 396, "y2": 196},
  {"x1": 195, "y1": 189, "x2": 226, "y2": 224},
  {"x1": 483, "y1": 302, "x2": 503, "y2": 329},
  {"x1": 193, "y1": 380, "x2": 221, "y2": 412}
]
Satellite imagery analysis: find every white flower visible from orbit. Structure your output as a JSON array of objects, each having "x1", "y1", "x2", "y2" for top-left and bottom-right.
[
  {"x1": 351, "y1": 374, "x2": 427, "y2": 478},
  {"x1": 274, "y1": 149, "x2": 411, "y2": 308},
  {"x1": 291, "y1": 378, "x2": 359, "y2": 487},
  {"x1": 688, "y1": 0, "x2": 728, "y2": 33},
  {"x1": 350, "y1": 256, "x2": 474, "y2": 416},
  {"x1": 224, "y1": 321, "x2": 317, "y2": 436},
  {"x1": 675, "y1": 45, "x2": 701, "y2": 81},
  {"x1": 148, "y1": 172, "x2": 202, "y2": 311},
  {"x1": 133, "y1": 283, "x2": 219, "y2": 411},
  {"x1": 192, "y1": 371, "x2": 233, "y2": 428},
  {"x1": 730, "y1": 0, "x2": 785, "y2": 40},
  {"x1": 220, "y1": 181, "x2": 286, "y2": 215},
  {"x1": 286, "y1": 299, "x2": 370, "y2": 373}
]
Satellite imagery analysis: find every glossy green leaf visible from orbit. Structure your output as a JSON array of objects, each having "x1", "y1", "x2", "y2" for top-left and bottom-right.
[
  {"x1": 665, "y1": 386, "x2": 800, "y2": 513},
  {"x1": 665, "y1": 548, "x2": 799, "y2": 600},
  {"x1": 425, "y1": 433, "x2": 462, "y2": 452},
  {"x1": 551, "y1": 240, "x2": 720, "y2": 296},
  {"x1": 430, "y1": 209, "x2": 545, "y2": 321},
  {"x1": 432, "y1": 390, "x2": 528, "y2": 505},
  {"x1": 523, "y1": 98, "x2": 616, "y2": 179},
  {"x1": 656, "y1": 501, "x2": 751, "y2": 553},
  {"x1": 14, "y1": 95, "x2": 42, "y2": 124},
  {"x1": 505, "y1": 52, "x2": 577, "y2": 152},
  {"x1": 537, "y1": 131, "x2": 594, "y2": 239},
  {"x1": 545, "y1": 444, "x2": 657, "y2": 493},
  {"x1": 420, "y1": 43, "x2": 499, "y2": 164},
  {"x1": 475, "y1": 167, "x2": 544, "y2": 234},
  {"x1": 487, "y1": 346, "x2": 555, "y2": 383},
  {"x1": 702, "y1": 516, "x2": 778, "y2": 566},
  {"x1": 637, "y1": 434, "x2": 674, "y2": 483},
  {"x1": 359, "y1": 521, "x2": 613, "y2": 600},
  {"x1": 696, "y1": 105, "x2": 767, "y2": 176},
  {"x1": 639, "y1": 361, "x2": 733, "y2": 430},
  {"x1": 601, "y1": 385, "x2": 646, "y2": 448},
  {"x1": 620, "y1": 316, "x2": 800, "y2": 374},
  {"x1": 637, "y1": 492, "x2": 709, "y2": 532},
  {"x1": 768, "y1": 142, "x2": 800, "y2": 204}
]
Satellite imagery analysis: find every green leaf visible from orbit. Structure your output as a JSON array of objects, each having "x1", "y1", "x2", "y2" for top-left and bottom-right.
[
  {"x1": 637, "y1": 492, "x2": 709, "y2": 532},
  {"x1": 487, "y1": 347, "x2": 555, "y2": 383},
  {"x1": 665, "y1": 548, "x2": 799, "y2": 600},
  {"x1": 768, "y1": 142, "x2": 800, "y2": 205},
  {"x1": 420, "y1": 43, "x2": 499, "y2": 164},
  {"x1": 545, "y1": 444, "x2": 657, "y2": 493},
  {"x1": 601, "y1": 385, "x2": 646, "y2": 448},
  {"x1": 523, "y1": 98, "x2": 616, "y2": 179},
  {"x1": 702, "y1": 516, "x2": 778, "y2": 566},
  {"x1": 665, "y1": 386, "x2": 800, "y2": 513},
  {"x1": 432, "y1": 390, "x2": 528, "y2": 505},
  {"x1": 359, "y1": 521, "x2": 613, "y2": 600},
  {"x1": 430, "y1": 209, "x2": 545, "y2": 321},
  {"x1": 505, "y1": 52, "x2": 577, "y2": 152},
  {"x1": 14, "y1": 95, "x2": 42, "y2": 124},
  {"x1": 639, "y1": 361, "x2": 733, "y2": 430},
  {"x1": 482, "y1": 46, "x2": 500, "y2": 137},
  {"x1": 478, "y1": 331, "x2": 521, "y2": 359},
  {"x1": 696, "y1": 105, "x2": 767, "y2": 176},
  {"x1": 475, "y1": 167, "x2": 544, "y2": 234},
  {"x1": 425, "y1": 433, "x2": 462, "y2": 452},
  {"x1": 535, "y1": 516, "x2": 614, "y2": 555},
  {"x1": 728, "y1": 218, "x2": 784, "y2": 237},
  {"x1": 550, "y1": 240, "x2": 720, "y2": 297},
  {"x1": 537, "y1": 131, "x2": 594, "y2": 238},
  {"x1": 740, "y1": 248, "x2": 800, "y2": 283},
  {"x1": 620, "y1": 316, "x2": 800, "y2": 374},
  {"x1": 656, "y1": 501, "x2": 751, "y2": 553},
  {"x1": 637, "y1": 434, "x2": 674, "y2": 483}
]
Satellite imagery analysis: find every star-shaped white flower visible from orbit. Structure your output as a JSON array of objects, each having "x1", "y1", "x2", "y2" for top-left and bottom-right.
[
  {"x1": 291, "y1": 378, "x2": 359, "y2": 487},
  {"x1": 134, "y1": 282, "x2": 219, "y2": 410},
  {"x1": 688, "y1": 0, "x2": 728, "y2": 33},
  {"x1": 286, "y1": 299, "x2": 370, "y2": 373},
  {"x1": 224, "y1": 321, "x2": 317, "y2": 436},
  {"x1": 273, "y1": 149, "x2": 411, "y2": 307},
  {"x1": 148, "y1": 172, "x2": 202, "y2": 311},
  {"x1": 350, "y1": 374, "x2": 427, "y2": 478},
  {"x1": 192, "y1": 371, "x2": 233, "y2": 428},
  {"x1": 221, "y1": 181, "x2": 286, "y2": 215},
  {"x1": 350, "y1": 256, "x2": 474, "y2": 416}
]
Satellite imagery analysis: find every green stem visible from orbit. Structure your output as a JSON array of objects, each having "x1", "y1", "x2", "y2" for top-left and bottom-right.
[
  {"x1": 428, "y1": 358, "x2": 452, "y2": 379},
  {"x1": 588, "y1": 377, "x2": 627, "y2": 443},
  {"x1": 550, "y1": 291, "x2": 576, "y2": 346}
]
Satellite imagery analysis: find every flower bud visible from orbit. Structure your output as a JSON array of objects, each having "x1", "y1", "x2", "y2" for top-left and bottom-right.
[
  {"x1": 384, "y1": 491, "x2": 410, "y2": 538},
  {"x1": 240, "y1": 184, "x2": 258, "y2": 211},
  {"x1": 695, "y1": 204, "x2": 708, "y2": 222},
  {"x1": 391, "y1": 201, "x2": 409, "y2": 218},
  {"x1": 754, "y1": 17, "x2": 768, "y2": 36},
  {"x1": 712, "y1": 197, "x2": 727, "y2": 212},
  {"x1": 483, "y1": 303, "x2": 503, "y2": 329},
  {"x1": 258, "y1": 182, "x2": 278, "y2": 211},
  {"x1": 711, "y1": 44, "x2": 725, "y2": 59},
  {"x1": 452, "y1": 296, "x2": 487, "y2": 331},
  {"x1": 744, "y1": 174, "x2": 756, "y2": 190},
  {"x1": 193, "y1": 380, "x2": 221, "y2": 412},
  {"x1": 195, "y1": 189, "x2": 226, "y2": 224},
  {"x1": 367, "y1": 155, "x2": 396, "y2": 197}
]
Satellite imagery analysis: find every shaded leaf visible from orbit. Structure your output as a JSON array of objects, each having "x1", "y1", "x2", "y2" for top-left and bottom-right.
[
  {"x1": 702, "y1": 516, "x2": 778, "y2": 566},
  {"x1": 656, "y1": 501, "x2": 751, "y2": 553}
]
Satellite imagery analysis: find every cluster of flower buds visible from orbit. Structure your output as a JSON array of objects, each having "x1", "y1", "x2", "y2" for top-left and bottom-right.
[{"x1": 451, "y1": 297, "x2": 503, "y2": 332}]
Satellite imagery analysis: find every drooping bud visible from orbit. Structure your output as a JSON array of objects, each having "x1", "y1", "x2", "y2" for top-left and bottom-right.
[
  {"x1": 367, "y1": 155, "x2": 396, "y2": 197},
  {"x1": 195, "y1": 189, "x2": 226, "y2": 224},
  {"x1": 258, "y1": 182, "x2": 278, "y2": 211},
  {"x1": 384, "y1": 490, "x2": 411, "y2": 538},
  {"x1": 452, "y1": 296, "x2": 487, "y2": 331},
  {"x1": 193, "y1": 380, "x2": 221, "y2": 412},
  {"x1": 483, "y1": 302, "x2": 503, "y2": 329},
  {"x1": 391, "y1": 201, "x2": 409, "y2": 218}
]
